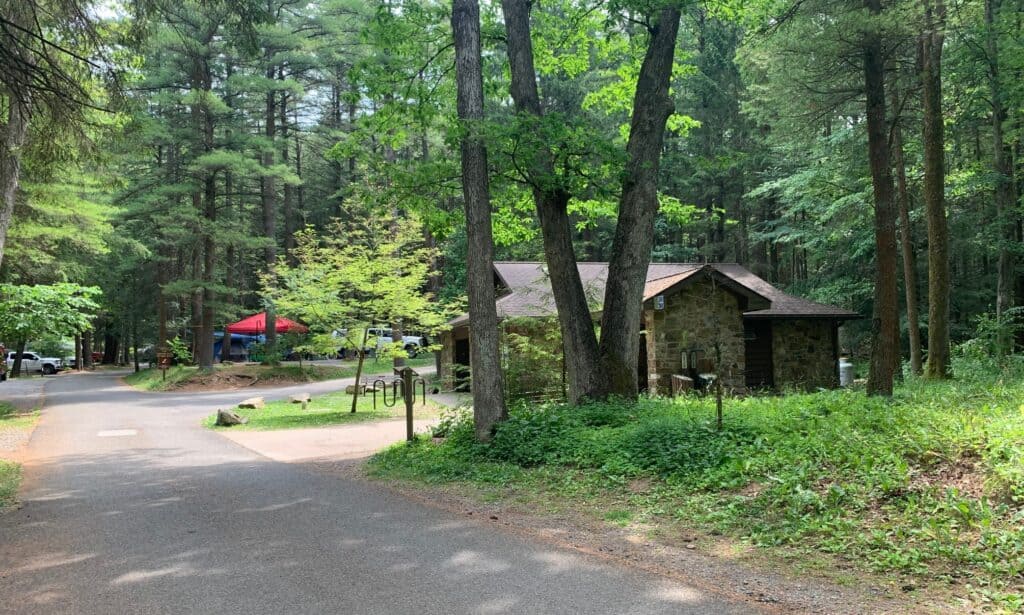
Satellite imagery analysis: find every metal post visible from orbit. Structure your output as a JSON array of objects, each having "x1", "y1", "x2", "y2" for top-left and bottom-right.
[{"x1": 402, "y1": 367, "x2": 414, "y2": 441}]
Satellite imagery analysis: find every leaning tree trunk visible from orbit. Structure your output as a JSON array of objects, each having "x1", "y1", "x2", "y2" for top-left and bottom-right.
[
  {"x1": 921, "y1": 0, "x2": 951, "y2": 379},
  {"x1": 501, "y1": 0, "x2": 607, "y2": 404},
  {"x1": 863, "y1": 0, "x2": 900, "y2": 396},
  {"x1": 599, "y1": 6, "x2": 681, "y2": 397},
  {"x1": 350, "y1": 327, "x2": 369, "y2": 414},
  {"x1": 453, "y1": 0, "x2": 509, "y2": 440},
  {"x1": 0, "y1": 97, "x2": 30, "y2": 271}
]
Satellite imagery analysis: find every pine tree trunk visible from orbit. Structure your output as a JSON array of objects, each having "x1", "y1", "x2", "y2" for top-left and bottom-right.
[
  {"x1": 0, "y1": 96, "x2": 29, "y2": 271},
  {"x1": 987, "y1": 0, "x2": 1016, "y2": 354},
  {"x1": 599, "y1": 6, "x2": 681, "y2": 397},
  {"x1": 262, "y1": 73, "x2": 278, "y2": 364},
  {"x1": 892, "y1": 108, "x2": 923, "y2": 375},
  {"x1": 921, "y1": 0, "x2": 951, "y2": 379},
  {"x1": 453, "y1": 0, "x2": 509, "y2": 439},
  {"x1": 863, "y1": 0, "x2": 900, "y2": 396},
  {"x1": 280, "y1": 87, "x2": 296, "y2": 260},
  {"x1": 197, "y1": 173, "x2": 217, "y2": 371},
  {"x1": 501, "y1": 0, "x2": 607, "y2": 404}
]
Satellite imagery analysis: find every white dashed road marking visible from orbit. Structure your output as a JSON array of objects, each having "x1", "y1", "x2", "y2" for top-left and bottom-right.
[{"x1": 97, "y1": 430, "x2": 137, "y2": 437}]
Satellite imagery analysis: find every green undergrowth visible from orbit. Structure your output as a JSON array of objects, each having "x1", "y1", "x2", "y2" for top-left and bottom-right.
[
  {"x1": 204, "y1": 389, "x2": 440, "y2": 430},
  {"x1": 369, "y1": 357, "x2": 1024, "y2": 611}
]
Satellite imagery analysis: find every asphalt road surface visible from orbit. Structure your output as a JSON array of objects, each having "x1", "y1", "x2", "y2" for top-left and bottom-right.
[{"x1": 0, "y1": 371, "x2": 756, "y2": 615}]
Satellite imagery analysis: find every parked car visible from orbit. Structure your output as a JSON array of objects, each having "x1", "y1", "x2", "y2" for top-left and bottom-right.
[
  {"x1": 335, "y1": 328, "x2": 429, "y2": 358},
  {"x1": 5, "y1": 351, "x2": 64, "y2": 375},
  {"x1": 0, "y1": 344, "x2": 6, "y2": 382}
]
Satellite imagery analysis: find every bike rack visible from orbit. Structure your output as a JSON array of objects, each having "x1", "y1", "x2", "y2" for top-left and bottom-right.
[{"x1": 367, "y1": 368, "x2": 429, "y2": 441}]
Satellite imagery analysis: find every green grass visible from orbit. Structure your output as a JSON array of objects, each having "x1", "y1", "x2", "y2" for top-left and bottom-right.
[
  {"x1": 369, "y1": 357, "x2": 1024, "y2": 610},
  {"x1": 0, "y1": 401, "x2": 40, "y2": 511},
  {"x1": 125, "y1": 354, "x2": 436, "y2": 392},
  {"x1": 0, "y1": 460, "x2": 20, "y2": 509},
  {"x1": 0, "y1": 401, "x2": 40, "y2": 431},
  {"x1": 204, "y1": 389, "x2": 440, "y2": 431}
]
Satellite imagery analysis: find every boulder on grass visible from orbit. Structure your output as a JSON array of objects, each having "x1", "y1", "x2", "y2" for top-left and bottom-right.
[
  {"x1": 290, "y1": 393, "x2": 311, "y2": 404},
  {"x1": 216, "y1": 409, "x2": 248, "y2": 426},
  {"x1": 238, "y1": 396, "x2": 265, "y2": 409},
  {"x1": 345, "y1": 384, "x2": 367, "y2": 395}
]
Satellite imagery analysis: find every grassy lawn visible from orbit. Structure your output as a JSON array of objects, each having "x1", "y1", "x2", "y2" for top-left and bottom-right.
[
  {"x1": 369, "y1": 357, "x2": 1024, "y2": 611},
  {"x1": 0, "y1": 401, "x2": 41, "y2": 510},
  {"x1": 204, "y1": 389, "x2": 441, "y2": 431},
  {"x1": 125, "y1": 353, "x2": 436, "y2": 392}
]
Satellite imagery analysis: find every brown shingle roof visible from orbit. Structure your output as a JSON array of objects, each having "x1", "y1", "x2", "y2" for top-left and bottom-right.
[{"x1": 448, "y1": 262, "x2": 858, "y2": 326}]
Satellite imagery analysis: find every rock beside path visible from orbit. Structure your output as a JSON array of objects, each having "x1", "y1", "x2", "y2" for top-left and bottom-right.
[
  {"x1": 238, "y1": 397, "x2": 265, "y2": 409},
  {"x1": 216, "y1": 409, "x2": 248, "y2": 426},
  {"x1": 289, "y1": 393, "x2": 311, "y2": 404}
]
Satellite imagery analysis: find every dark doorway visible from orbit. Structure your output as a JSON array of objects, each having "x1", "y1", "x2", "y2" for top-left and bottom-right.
[
  {"x1": 637, "y1": 332, "x2": 648, "y2": 392},
  {"x1": 744, "y1": 321, "x2": 774, "y2": 390},
  {"x1": 454, "y1": 337, "x2": 471, "y2": 391}
]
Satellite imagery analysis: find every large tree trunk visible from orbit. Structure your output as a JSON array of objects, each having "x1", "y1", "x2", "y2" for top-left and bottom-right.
[
  {"x1": 0, "y1": 97, "x2": 30, "y2": 271},
  {"x1": 280, "y1": 86, "x2": 297, "y2": 260},
  {"x1": 82, "y1": 331, "x2": 94, "y2": 370},
  {"x1": 221, "y1": 171, "x2": 234, "y2": 363},
  {"x1": 194, "y1": 56, "x2": 217, "y2": 372},
  {"x1": 599, "y1": 7, "x2": 681, "y2": 397},
  {"x1": 892, "y1": 102, "x2": 923, "y2": 375},
  {"x1": 453, "y1": 0, "x2": 509, "y2": 440},
  {"x1": 921, "y1": 0, "x2": 951, "y2": 379},
  {"x1": 11, "y1": 340, "x2": 26, "y2": 378},
  {"x1": 197, "y1": 172, "x2": 217, "y2": 371},
  {"x1": 863, "y1": 0, "x2": 900, "y2": 396},
  {"x1": 987, "y1": 0, "x2": 1016, "y2": 355},
  {"x1": 501, "y1": 0, "x2": 606, "y2": 404},
  {"x1": 262, "y1": 75, "x2": 278, "y2": 364}
]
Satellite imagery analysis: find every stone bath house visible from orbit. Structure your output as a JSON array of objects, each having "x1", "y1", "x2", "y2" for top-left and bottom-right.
[{"x1": 439, "y1": 262, "x2": 859, "y2": 395}]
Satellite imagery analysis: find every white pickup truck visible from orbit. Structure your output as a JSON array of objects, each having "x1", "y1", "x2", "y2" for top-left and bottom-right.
[
  {"x1": 5, "y1": 351, "x2": 64, "y2": 375},
  {"x1": 335, "y1": 328, "x2": 429, "y2": 358}
]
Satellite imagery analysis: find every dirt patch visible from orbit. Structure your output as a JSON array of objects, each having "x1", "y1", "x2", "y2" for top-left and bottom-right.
[
  {"x1": 908, "y1": 456, "x2": 987, "y2": 501},
  {"x1": 164, "y1": 365, "x2": 349, "y2": 392},
  {"x1": 170, "y1": 371, "x2": 261, "y2": 391},
  {"x1": 302, "y1": 461, "x2": 957, "y2": 615}
]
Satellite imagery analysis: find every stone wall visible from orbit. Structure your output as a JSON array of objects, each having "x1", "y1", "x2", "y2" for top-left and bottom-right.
[
  {"x1": 646, "y1": 277, "x2": 746, "y2": 394},
  {"x1": 438, "y1": 327, "x2": 465, "y2": 390},
  {"x1": 772, "y1": 320, "x2": 838, "y2": 390}
]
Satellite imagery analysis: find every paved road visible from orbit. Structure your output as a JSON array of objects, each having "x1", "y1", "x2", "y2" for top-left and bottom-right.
[
  {"x1": 0, "y1": 371, "x2": 754, "y2": 615},
  {"x1": 0, "y1": 376, "x2": 48, "y2": 413}
]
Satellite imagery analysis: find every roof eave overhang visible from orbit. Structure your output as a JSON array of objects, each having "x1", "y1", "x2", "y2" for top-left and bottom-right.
[{"x1": 742, "y1": 313, "x2": 862, "y2": 321}]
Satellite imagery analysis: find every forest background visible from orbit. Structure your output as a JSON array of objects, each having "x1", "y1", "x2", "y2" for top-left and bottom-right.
[{"x1": 1, "y1": 0, "x2": 1022, "y2": 391}]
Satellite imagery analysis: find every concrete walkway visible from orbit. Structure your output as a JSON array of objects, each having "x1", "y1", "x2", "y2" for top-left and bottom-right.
[{"x1": 220, "y1": 418, "x2": 440, "y2": 462}]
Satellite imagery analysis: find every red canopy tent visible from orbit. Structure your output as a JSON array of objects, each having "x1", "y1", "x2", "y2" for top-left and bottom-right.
[{"x1": 225, "y1": 312, "x2": 309, "y2": 335}]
